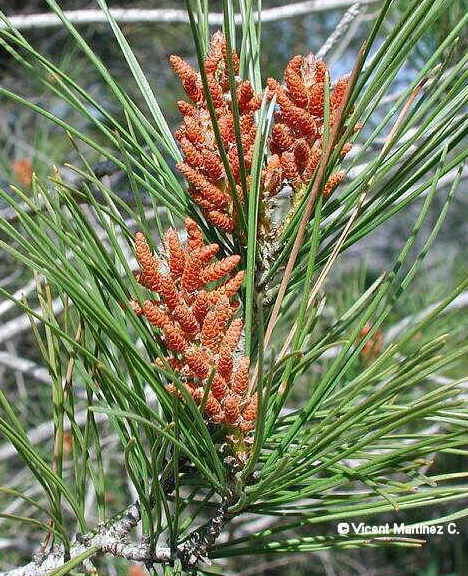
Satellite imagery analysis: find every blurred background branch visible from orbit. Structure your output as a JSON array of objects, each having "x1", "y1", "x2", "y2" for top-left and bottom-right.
[{"x1": 1, "y1": 1, "x2": 381, "y2": 30}]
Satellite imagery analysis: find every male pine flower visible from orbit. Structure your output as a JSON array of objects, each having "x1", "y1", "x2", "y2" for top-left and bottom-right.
[
  {"x1": 264, "y1": 53, "x2": 356, "y2": 199},
  {"x1": 171, "y1": 32, "x2": 261, "y2": 234},
  {"x1": 171, "y1": 39, "x2": 356, "y2": 244},
  {"x1": 132, "y1": 218, "x2": 257, "y2": 436}
]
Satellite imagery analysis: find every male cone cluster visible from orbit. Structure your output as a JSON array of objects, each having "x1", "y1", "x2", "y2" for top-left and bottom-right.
[
  {"x1": 132, "y1": 218, "x2": 257, "y2": 435},
  {"x1": 171, "y1": 32, "x2": 261, "y2": 233},
  {"x1": 131, "y1": 36, "x2": 359, "y2": 442},
  {"x1": 171, "y1": 34, "x2": 358, "y2": 237},
  {"x1": 264, "y1": 53, "x2": 354, "y2": 198}
]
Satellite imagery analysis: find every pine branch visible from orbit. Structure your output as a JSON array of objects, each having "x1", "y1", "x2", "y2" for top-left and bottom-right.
[
  {"x1": 0, "y1": 409, "x2": 107, "y2": 461},
  {"x1": 0, "y1": 2, "x2": 380, "y2": 31},
  {"x1": 0, "y1": 503, "x2": 169, "y2": 576},
  {"x1": 179, "y1": 500, "x2": 231, "y2": 568},
  {"x1": 386, "y1": 291, "x2": 468, "y2": 342},
  {"x1": 317, "y1": 2, "x2": 364, "y2": 59},
  {"x1": 1, "y1": 494, "x2": 235, "y2": 575},
  {"x1": 0, "y1": 0, "x2": 466, "y2": 572}
]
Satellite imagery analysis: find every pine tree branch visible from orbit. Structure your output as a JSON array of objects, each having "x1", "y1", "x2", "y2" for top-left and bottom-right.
[
  {"x1": 0, "y1": 409, "x2": 107, "y2": 461},
  {"x1": 0, "y1": 2, "x2": 380, "y2": 31},
  {"x1": 317, "y1": 2, "x2": 363, "y2": 59},
  {"x1": 0, "y1": 494, "x2": 235, "y2": 575},
  {"x1": 0, "y1": 503, "x2": 169, "y2": 576},
  {"x1": 179, "y1": 500, "x2": 231, "y2": 568},
  {"x1": 0, "y1": 351, "x2": 50, "y2": 384},
  {"x1": 385, "y1": 291, "x2": 468, "y2": 342}
]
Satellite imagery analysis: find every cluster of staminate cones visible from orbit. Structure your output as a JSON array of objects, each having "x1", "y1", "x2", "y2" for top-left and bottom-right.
[
  {"x1": 170, "y1": 32, "x2": 261, "y2": 233},
  {"x1": 132, "y1": 218, "x2": 257, "y2": 440},
  {"x1": 132, "y1": 32, "x2": 357, "y2": 450},
  {"x1": 170, "y1": 32, "x2": 357, "y2": 235}
]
